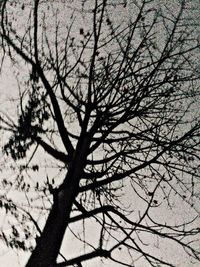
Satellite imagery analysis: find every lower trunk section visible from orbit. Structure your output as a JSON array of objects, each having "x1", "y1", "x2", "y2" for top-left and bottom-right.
[
  {"x1": 26, "y1": 137, "x2": 90, "y2": 267},
  {"x1": 26, "y1": 177, "x2": 79, "y2": 267}
]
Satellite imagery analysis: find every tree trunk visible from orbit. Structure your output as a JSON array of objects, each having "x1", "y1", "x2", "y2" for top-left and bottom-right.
[
  {"x1": 26, "y1": 175, "x2": 79, "y2": 267},
  {"x1": 26, "y1": 137, "x2": 89, "y2": 267}
]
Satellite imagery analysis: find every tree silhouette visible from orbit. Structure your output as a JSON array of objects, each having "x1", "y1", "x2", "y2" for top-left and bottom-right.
[{"x1": 0, "y1": 0, "x2": 200, "y2": 266}]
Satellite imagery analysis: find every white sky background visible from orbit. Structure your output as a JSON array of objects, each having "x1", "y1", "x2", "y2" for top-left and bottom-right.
[{"x1": 0, "y1": 0, "x2": 200, "y2": 266}]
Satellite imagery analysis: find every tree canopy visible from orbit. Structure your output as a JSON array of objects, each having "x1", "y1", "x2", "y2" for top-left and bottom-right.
[{"x1": 0, "y1": 0, "x2": 200, "y2": 266}]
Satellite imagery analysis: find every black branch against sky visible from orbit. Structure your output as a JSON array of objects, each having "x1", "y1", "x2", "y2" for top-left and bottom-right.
[{"x1": 0, "y1": 0, "x2": 200, "y2": 267}]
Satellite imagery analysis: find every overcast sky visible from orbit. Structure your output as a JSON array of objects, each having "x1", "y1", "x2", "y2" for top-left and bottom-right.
[{"x1": 0, "y1": 1, "x2": 200, "y2": 266}]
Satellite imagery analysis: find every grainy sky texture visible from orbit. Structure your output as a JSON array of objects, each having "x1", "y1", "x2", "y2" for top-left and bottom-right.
[{"x1": 0, "y1": 1, "x2": 200, "y2": 266}]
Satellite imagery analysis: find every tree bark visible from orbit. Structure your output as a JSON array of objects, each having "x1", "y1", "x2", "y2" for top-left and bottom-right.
[
  {"x1": 26, "y1": 138, "x2": 89, "y2": 267},
  {"x1": 26, "y1": 175, "x2": 79, "y2": 267}
]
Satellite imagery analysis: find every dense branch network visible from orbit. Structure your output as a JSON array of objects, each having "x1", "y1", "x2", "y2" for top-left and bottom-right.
[{"x1": 0, "y1": 0, "x2": 199, "y2": 266}]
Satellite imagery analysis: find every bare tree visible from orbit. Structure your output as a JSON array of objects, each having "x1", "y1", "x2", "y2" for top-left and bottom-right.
[{"x1": 0, "y1": 0, "x2": 200, "y2": 266}]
